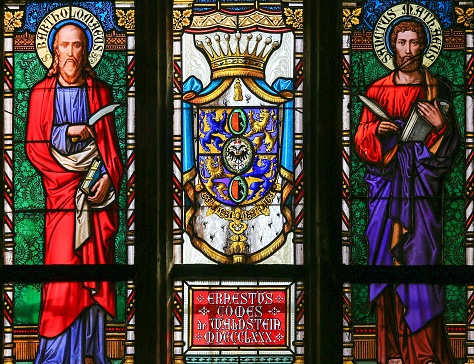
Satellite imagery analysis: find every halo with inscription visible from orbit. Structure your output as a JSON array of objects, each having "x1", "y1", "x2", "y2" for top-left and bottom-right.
[
  {"x1": 35, "y1": 6, "x2": 105, "y2": 68},
  {"x1": 372, "y1": 3, "x2": 443, "y2": 70}
]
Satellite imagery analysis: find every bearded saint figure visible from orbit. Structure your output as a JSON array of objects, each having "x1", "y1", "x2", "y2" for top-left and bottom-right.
[
  {"x1": 26, "y1": 23, "x2": 123, "y2": 363},
  {"x1": 355, "y1": 20, "x2": 459, "y2": 364}
]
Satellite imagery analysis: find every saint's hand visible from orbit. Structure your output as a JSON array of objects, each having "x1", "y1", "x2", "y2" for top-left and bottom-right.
[
  {"x1": 88, "y1": 174, "x2": 111, "y2": 204},
  {"x1": 418, "y1": 101, "x2": 445, "y2": 131},
  {"x1": 376, "y1": 121, "x2": 399, "y2": 136},
  {"x1": 68, "y1": 125, "x2": 95, "y2": 141}
]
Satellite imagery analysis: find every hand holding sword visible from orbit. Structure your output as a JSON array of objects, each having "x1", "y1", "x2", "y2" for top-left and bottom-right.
[
  {"x1": 68, "y1": 124, "x2": 95, "y2": 141},
  {"x1": 68, "y1": 103, "x2": 122, "y2": 143}
]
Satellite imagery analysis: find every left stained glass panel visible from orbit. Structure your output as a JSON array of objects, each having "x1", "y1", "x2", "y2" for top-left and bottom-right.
[
  {"x1": 3, "y1": 1, "x2": 135, "y2": 362},
  {"x1": 3, "y1": 1, "x2": 136, "y2": 266}
]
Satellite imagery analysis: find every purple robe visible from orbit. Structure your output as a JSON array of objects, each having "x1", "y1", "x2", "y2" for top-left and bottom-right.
[{"x1": 355, "y1": 71, "x2": 460, "y2": 332}]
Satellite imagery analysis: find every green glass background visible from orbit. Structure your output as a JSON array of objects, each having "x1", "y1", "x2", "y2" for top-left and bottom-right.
[
  {"x1": 12, "y1": 51, "x2": 130, "y2": 323},
  {"x1": 352, "y1": 283, "x2": 466, "y2": 325},
  {"x1": 14, "y1": 281, "x2": 127, "y2": 324},
  {"x1": 13, "y1": 51, "x2": 128, "y2": 265}
]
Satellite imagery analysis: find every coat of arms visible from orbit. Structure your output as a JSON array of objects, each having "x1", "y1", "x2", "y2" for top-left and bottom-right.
[{"x1": 181, "y1": 30, "x2": 296, "y2": 264}]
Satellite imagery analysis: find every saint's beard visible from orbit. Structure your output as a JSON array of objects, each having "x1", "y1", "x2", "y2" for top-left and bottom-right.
[
  {"x1": 394, "y1": 52, "x2": 422, "y2": 73},
  {"x1": 58, "y1": 54, "x2": 84, "y2": 84}
]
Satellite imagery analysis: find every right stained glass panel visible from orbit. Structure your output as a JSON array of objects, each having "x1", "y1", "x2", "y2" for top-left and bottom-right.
[
  {"x1": 342, "y1": 0, "x2": 474, "y2": 362},
  {"x1": 343, "y1": 282, "x2": 466, "y2": 363}
]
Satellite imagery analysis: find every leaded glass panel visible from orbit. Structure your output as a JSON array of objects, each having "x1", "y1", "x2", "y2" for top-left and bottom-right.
[
  {"x1": 173, "y1": 279, "x2": 304, "y2": 363},
  {"x1": 172, "y1": 0, "x2": 304, "y2": 265},
  {"x1": 2, "y1": 1, "x2": 136, "y2": 362},
  {"x1": 342, "y1": 0, "x2": 474, "y2": 362}
]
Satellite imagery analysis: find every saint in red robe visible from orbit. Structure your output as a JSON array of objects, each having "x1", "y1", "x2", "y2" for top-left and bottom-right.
[{"x1": 26, "y1": 75, "x2": 123, "y2": 339}]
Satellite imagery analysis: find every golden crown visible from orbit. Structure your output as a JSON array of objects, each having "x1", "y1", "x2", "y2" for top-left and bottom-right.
[{"x1": 196, "y1": 32, "x2": 280, "y2": 79}]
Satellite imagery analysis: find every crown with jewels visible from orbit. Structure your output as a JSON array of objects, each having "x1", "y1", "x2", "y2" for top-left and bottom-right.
[{"x1": 196, "y1": 32, "x2": 280, "y2": 79}]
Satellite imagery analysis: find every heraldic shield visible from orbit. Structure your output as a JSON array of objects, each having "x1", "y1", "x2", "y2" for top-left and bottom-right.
[
  {"x1": 180, "y1": 28, "x2": 296, "y2": 265},
  {"x1": 198, "y1": 107, "x2": 279, "y2": 206}
]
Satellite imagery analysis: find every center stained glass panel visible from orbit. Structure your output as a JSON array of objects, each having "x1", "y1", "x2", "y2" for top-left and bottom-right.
[
  {"x1": 172, "y1": 0, "x2": 304, "y2": 266},
  {"x1": 171, "y1": 1, "x2": 304, "y2": 362},
  {"x1": 172, "y1": 279, "x2": 304, "y2": 363}
]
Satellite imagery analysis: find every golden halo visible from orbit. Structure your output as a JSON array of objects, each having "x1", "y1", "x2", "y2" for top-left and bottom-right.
[
  {"x1": 35, "y1": 6, "x2": 105, "y2": 68},
  {"x1": 372, "y1": 3, "x2": 443, "y2": 70}
]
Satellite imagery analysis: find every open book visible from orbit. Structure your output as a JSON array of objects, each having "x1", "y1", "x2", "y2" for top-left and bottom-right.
[
  {"x1": 400, "y1": 100, "x2": 450, "y2": 142},
  {"x1": 358, "y1": 95, "x2": 450, "y2": 143}
]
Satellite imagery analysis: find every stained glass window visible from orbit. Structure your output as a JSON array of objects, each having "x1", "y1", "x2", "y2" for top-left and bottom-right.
[
  {"x1": 172, "y1": 0, "x2": 304, "y2": 266},
  {"x1": 342, "y1": 0, "x2": 474, "y2": 362},
  {"x1": 171, "y1": 0, "x2": 304, "y2": 362},
  {"x1": 3, "y1": 1, "x2": 135, "y2": 362},
  {"x1": 9, "y1": 0, "x2": 472, "y2": 362}
]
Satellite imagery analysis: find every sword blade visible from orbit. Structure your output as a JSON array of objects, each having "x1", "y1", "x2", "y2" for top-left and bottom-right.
[{"x1": 88, "y1": 103, "x2": 122, "y2": 126}]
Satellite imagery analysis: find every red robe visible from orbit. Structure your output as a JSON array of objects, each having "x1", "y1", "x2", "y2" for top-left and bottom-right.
[
  {"x1": 26, "y1": 75, "x2": 123, "y2": 338},
  {"x1": 355, "y1": 72, "x2": 444, "y2": 166}
]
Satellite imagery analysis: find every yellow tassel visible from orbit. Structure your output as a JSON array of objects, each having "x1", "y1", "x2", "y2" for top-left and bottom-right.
[{"x1": 234, "y1": 78, "x2": 243, "y2": 101}]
